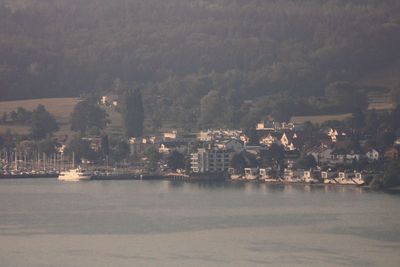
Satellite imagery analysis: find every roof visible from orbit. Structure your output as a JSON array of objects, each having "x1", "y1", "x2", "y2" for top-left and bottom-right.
[
  {"x1": 306, "y1": 146, "x2": 332, "y2": 154},
  {"x1": 159, "y1": 141, "x2": 187, "y2": 148}
]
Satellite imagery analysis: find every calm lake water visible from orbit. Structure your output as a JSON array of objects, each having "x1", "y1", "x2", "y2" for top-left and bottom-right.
[{"x1": 0, "y1": 179, "x2": 399, "y2": 267}]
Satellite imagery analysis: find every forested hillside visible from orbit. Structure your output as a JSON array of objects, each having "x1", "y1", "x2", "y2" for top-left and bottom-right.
[{"x1": 1, "y1": 0, "x2": 400, "y2": 129}]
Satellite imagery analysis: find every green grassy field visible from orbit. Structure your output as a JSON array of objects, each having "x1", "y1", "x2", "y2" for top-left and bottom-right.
[
  {"x1": 291, "y1": 91, "x2": 394, "y2": 125},
  {"x1": 291, "y1": 113, "x2": 352, "y2": 124},
  {"x1": 367, "y1": 93, "x2": 394, "y2": 110},
  {"x1": 358, "y1": 66, "x2": 398, "y2": 111},
  {"x1": 0, "y1": 98, "x2": 124, "y2": 136}
]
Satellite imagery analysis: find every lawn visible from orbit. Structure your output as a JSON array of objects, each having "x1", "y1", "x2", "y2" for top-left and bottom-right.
[
  {"x1": 0, "y1": 98, "x2": 124, "y2": 136},
  {"x1": 291, "y1": 113, "x2": 352, "y2": 124}
]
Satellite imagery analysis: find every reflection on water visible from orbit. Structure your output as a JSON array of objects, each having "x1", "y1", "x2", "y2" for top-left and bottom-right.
[
  {"x1": 0, "y1": 179, "x2": 391, "y2": 236},
  {"x1": 198, "y1": 181, "x2": 370, "y2": 195},
  {"x1": 180, "y1": 180, "x2": 371, "y2": 195},
  {"x1": 0, "y1": 179, "x2": 399, "y2": 267}
]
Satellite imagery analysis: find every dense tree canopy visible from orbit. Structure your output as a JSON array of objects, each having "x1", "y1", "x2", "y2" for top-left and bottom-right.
[
  {"x1": 109, "y1": 137, "x2": 130, "y2": 162},
  {"x1": 36, "y1": 138, "x2": 57, "y2": 156},
  {"x1": 382, "y1": 159, "x2": 400, "y2": 188},
  {"x1": 230, "y1": 153, "x2": 247, "y2": 173},
  {"x1": 325, "y1": 82, "x2": 368, "y2": 111},
  {"x1": 143, "y1": 147, "x2": 161, "y2": 172},
  {"x1": 30, "y1": 104, "x2": 59, "y2": 140},
  {"x1": 1, "y1": 0, "x2": 400, "y2": 128},
  {"x1": 70, "y1": 100, "x2": 109, "y2": 134},
  {"x1": 64, "y1": 135, "x2": 99, "y2": 163},
  {"x1": 167, "y1": 150, "x2": 185, "y2": 171},
  {"x1": 296, "y1": 155, "x2": 317, "y2": 169},
  {"x1": 10, "y1": 107, "x2": 32, "y2": 124}
]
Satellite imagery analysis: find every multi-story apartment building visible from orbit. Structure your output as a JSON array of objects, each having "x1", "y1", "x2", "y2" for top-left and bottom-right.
[
  {"x1": 191, "y1": 148, "x2": 234, "y2": 173},
  {"x1": 191, "y1": 139, "x2": 244, "y2": 173}
]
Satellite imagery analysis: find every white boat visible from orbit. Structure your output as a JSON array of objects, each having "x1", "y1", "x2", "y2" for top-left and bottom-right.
[
  {"x1": 264, "y1": 177, "x2": 281, "y2": 183},
  {"x1": 283, "y1": 169, "x2": 302, "y2": 183},
  {"x1": 335, "y1": 172, "x2": 363, "y2": 185},
  {"x1": 228, "y1": 168, "x2": 242, "y2": 180},
  {"x1": 322, "y1": 171, "x2": 337, "y2": 184},
  {"x1": 259, "y1": 168, "x2": 280, "y2": 182},
  {"x1": 58, "y1": 168, "x2": 92, "y2": 181},
  {"x1": 303, "y1": 171, "x2": 319, "y2": 183},
  {"x1": 352, "y1": 173, "x2": 365, "y2": 185},
  {"x1": 244, "y1": 168, "x2": 259, "y2": 180},
  {"x1": 230, "y1": 174, "x2": 242, "y2": 180},
  {"x1": 323, "y1": 178, "x2": 337, "y2": 184}
]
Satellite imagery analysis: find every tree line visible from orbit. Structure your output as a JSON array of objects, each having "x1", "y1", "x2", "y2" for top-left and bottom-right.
[{"x1": 0, "y1": 0, "x2": 399, "y2": 128}]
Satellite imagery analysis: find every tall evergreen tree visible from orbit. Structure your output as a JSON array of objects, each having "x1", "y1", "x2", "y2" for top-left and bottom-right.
[
  {"x1": 122, "y1": 88, "x2": 144, "y2": 138},
  {"x1": 30, "y1": 105, "x2": 59, "y2": 140}
]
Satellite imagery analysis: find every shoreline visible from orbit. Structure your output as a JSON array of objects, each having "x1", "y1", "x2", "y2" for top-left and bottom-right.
[{"x1": 2, "y1": 173, "x2": 399, "y2": 192}]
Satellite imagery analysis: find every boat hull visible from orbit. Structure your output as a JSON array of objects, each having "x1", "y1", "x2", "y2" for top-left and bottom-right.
[
  {"x1": 58, "y1": 168, "x2": 92, "y2": 181},
  {"x1": 58, "y1": 175, "x2": 91, "y2": 182}
]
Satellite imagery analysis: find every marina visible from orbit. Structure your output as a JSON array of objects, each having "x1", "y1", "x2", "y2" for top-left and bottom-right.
[{"x1": 0, "y1": 146, "x2": 385, "y2": 187}]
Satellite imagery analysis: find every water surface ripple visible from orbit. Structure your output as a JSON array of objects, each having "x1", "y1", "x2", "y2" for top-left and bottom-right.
[{"x1": 0, "y1": 179, "x2": 399, "y2": 267}]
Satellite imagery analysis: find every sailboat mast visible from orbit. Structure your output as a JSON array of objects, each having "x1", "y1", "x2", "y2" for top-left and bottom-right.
[{"x1": 14, "y1": 150, "x2": 18, "y2": 171}]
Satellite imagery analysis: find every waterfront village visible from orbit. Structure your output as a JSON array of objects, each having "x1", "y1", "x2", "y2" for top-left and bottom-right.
[
  {"x1": 130, "y1": 120, "x2": 398, "y2": 187},
  {"x1": 1, "y1": 108, "x2": 400, "y2": 188}
]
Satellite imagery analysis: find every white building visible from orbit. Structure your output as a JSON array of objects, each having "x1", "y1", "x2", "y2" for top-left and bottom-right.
[
  {"x1": 197, "y1": 129, "x2": 243, "y2": 142},
  {"x1": 366, "y1": 149, "x2": 379, "y2": 161},
  {"x1": 257, "y1": 121, "x2": 297, "y2": 131},
  {"x1": 260, "y1": 133, "x2": 278, "y2": 146},
  {"x1": 256, "y1": 121, "x2": 274, "y2": 131},
  {"x1": 158, "y1": 141, "x2": 189, "y2": 155},
  {"x1": 280, "y1": 133, "x2": 289, "y2": 147},
  {"x1": 163, "y1": 130, "x2": 178, "y2": 140},
  {"x1": 191, "y1": 148, "x2": 234, "y2": 173},
  {"x1": 100, "y1": 96, "x2": 108, "y2": 105},
  {"x1": 100, "y1": 94, "x2": 119, "y2": 107},
  {"x1": 328, "y1": 128, "x2": 339, "y2": 143}
]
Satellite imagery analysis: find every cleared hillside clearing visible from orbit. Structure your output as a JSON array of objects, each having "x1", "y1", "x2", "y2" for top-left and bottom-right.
[
  {"x1": 291, "y1": 113, "x2": 352, "y2": 125},
  {"x1": 0, "y1": 98, "x2": 79, "y2": 123},
  {"x1": 0, "y1": 98, "x2": 123, "y2": 136}
]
